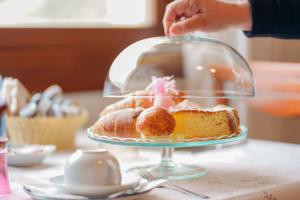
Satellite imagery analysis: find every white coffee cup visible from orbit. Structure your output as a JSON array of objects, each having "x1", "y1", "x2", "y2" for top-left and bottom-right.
[{"x1": 64, "y1": 149, "x2": 121, "y2": 187}]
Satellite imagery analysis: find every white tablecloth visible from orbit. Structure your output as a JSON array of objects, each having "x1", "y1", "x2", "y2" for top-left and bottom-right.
[{"x1": 3, "y1": 138, "x2": 300, "y2": 200}]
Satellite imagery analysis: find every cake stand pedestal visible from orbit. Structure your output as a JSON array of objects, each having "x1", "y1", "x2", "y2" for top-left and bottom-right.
[
  {"x1": 88, "y1": 125, "x2": 247, "y2": 180},
  {"x1": 128, "y1": 147, "x2": 207, "y2": 180}
]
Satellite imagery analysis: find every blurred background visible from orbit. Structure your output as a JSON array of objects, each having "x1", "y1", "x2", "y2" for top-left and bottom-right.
[{"x1": 1, "y1": 0, "x2": 300, "y2": 144}]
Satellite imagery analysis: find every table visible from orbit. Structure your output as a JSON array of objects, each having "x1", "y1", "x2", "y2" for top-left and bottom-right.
[{"x1": 3, "y1": 138, "x2": 300, "y2": 200}]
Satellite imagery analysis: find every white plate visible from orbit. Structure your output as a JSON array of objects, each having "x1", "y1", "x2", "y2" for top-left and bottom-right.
[
  {"x1": 8, "y1": 145, "x2": 56, "y2": 167},
  {"x1": 50, "y1": 173, "x2": 140, "y2": 198}
]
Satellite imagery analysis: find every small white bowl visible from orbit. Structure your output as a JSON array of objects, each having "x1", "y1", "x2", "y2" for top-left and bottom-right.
[
  {"x1": 64, "y1": 149, "x2": 121, "y2": 187},
  {"x1": 8, "y1": 145, "x2": 56, "y2": 167}
]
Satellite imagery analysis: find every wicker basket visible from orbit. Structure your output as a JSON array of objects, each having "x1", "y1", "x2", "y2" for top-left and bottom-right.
[{"x1": 6, "y1": 110, "x2": 88, "y2": 150}]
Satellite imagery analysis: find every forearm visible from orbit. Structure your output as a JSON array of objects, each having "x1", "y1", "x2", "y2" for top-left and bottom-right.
[
  {"x1": 226, "y1": 1, "x2": 252, "y2": 31},
  {"x1": 245, "y1": 0, "x2": 300, "y2": 39}
]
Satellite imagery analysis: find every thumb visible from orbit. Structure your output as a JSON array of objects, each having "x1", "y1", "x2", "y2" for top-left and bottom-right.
[{"x1": 169, "y1": 14, "x2": 204, "y2": 35}]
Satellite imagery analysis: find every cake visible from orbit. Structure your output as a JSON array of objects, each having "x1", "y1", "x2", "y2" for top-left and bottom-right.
[{"x1": 170, "y1": 105, "x2": 240, "y2": 139}]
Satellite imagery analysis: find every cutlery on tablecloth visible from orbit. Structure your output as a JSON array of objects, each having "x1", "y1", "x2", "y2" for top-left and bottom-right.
[
  {"x1": 137, "y1": 168, "x2": 209, "y2": 199},
  {"x1": 22, "y1": 178, "x2": 166, "y2": 200},
  {"x1": 108, "y1": 179, "x2": 166, "y2": 198}
]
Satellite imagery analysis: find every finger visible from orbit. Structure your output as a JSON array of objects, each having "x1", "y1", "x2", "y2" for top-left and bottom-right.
[
  {"x1": 163, "y1": 1, "x2": 185, "y2": 35},
  {"x1": 169, "y1": 14, "x2": 204, "y2": 35}
]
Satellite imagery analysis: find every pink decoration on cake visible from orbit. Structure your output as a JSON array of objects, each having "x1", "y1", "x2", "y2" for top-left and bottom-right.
[{"x1": 146, "y1": 76, "x2": 177, "y2": 109}]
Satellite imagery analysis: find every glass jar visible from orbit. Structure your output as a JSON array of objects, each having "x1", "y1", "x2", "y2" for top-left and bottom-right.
[
  {"x1": 0, "y1": 101, "x2": 10, "y2": 195},
  {"x1": 0, "y1": 137, "x2": 10, "y2": 196}
]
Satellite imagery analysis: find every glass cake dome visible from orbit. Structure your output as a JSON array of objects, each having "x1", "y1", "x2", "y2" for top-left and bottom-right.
[{"x1": 104, "y1": 35, "x2": 255, "y2": 99}]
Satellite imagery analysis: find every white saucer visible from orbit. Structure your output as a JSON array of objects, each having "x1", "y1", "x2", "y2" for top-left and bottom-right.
[
  {"x1": 8, "y1": 145, "x2": 56, "y2": 167},
  {"x1": 50, "y1": 173, "x2": 140, "y2": 198}
]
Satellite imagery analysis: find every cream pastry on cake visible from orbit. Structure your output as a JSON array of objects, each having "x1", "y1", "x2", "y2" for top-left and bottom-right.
[
  {"x1": 100, "y1": 90, "x2": 185, "y2": 116},
  {"x1": 136, "y1": 106, "x2": 175, "y2": 139},
  {"x1": 93, "y1": 108, "x2": 144, "y2": 138}
]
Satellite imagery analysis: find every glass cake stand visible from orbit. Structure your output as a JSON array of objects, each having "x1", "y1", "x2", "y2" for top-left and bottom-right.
[
  {"x1": 88, "y1": 125, "x2": 248, "y2": 180},
  {"x1": 90, "y1": 35, "x2": 254, "y2": 180}
]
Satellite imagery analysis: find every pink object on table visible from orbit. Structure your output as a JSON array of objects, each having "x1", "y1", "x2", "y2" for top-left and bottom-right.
[
  {"x1": 0, "y1": 138, "x2": 10, "y2": 196},
  {"x1": 146, "y1": 76, "x2": 176, "y2": 109},
  {"x1": 0, "y1": 101, "x2": 10, "y2": 196}
]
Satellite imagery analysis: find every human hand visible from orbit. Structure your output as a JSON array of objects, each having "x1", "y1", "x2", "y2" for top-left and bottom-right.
[{"x1": 163, "y1": 0, "x2": 252, "y2": 35}]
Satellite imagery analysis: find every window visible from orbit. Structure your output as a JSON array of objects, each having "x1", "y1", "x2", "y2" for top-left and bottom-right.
[
  {"x1": 0, "y1": 0, "x2": 155, "y2": 28},
  {"x1": 0, "y1": 0, "x2": 170, "y2": 92}
]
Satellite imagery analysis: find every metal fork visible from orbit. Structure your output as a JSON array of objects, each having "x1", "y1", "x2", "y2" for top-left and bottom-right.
[{"x1": 138, "y1": 168, "x2": 209, "y2": 199}]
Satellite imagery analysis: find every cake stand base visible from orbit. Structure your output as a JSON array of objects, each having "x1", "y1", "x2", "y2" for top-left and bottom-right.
[{"x1": 128, "y1": 147, "x2": 207, "y2": 180}]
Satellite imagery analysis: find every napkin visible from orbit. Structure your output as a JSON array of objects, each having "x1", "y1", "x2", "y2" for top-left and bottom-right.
[
  {"x1": 13, "y1": 175, "x2": 88, "y2": 200},
  {"x1": 1, "y1": 77, "x2": 31, "y2": 115}
]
